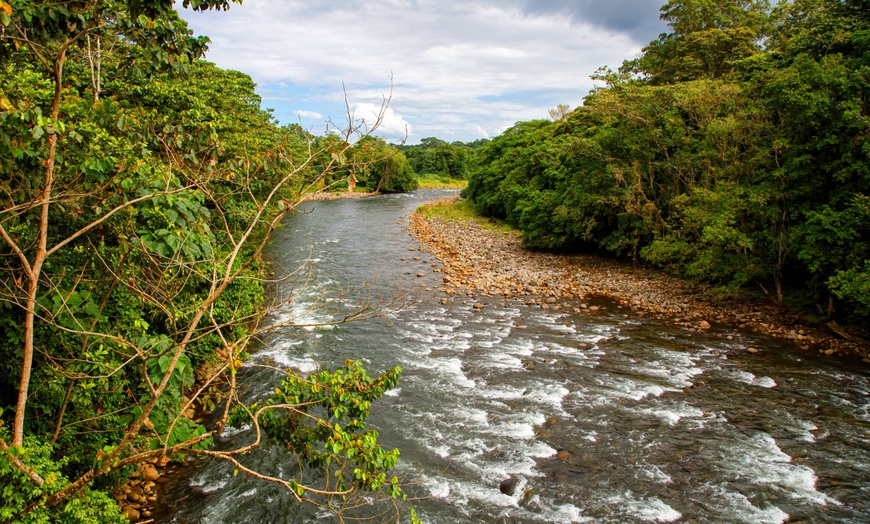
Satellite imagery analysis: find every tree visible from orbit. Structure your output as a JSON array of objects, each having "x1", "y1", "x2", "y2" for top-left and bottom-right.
[
  {"x1": 1, "y1": 1, "x2": 416, "y2": 521},
  {"x1": 625, "y1": 0, "x2": 771, "y2": 84},
  {"x1": 464, "y1": 0, "x2": 870, "y2": 324},
  {"x1": 349, "y1": 137, "x2": 419, "y2": 192},
  {"x1": 548, "y1": 103, "x2": 572, "y2": 122},
  {"x1": 403, "y1": 137, "x2": 471, "y2": 181}
]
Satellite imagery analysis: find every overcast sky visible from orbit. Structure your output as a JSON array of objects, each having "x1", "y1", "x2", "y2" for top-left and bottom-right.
[{"x1": 178, "y1": 0, "x2": 667, "y2": 144}]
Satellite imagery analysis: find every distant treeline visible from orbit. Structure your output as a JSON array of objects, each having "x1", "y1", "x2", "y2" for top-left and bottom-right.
[
  {"x1": 399, "y1": 137, "x2": 489, "y2": 182},
  {"x1": 460, "y1": 0, "x2": 869, "y2": 324}
]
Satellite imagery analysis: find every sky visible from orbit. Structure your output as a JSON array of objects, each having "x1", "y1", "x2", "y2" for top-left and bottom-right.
[{"x1": 178, "y1": 0, "x2": 668, "y2": 144}]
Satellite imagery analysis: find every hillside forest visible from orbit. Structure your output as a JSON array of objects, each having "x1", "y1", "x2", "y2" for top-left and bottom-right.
[
  {"x1": 463, "y1": 0, "x2": 870, "y2": 328},
  {"x1": 0, "y1": 1, "x2": 420, "y2": 522}
]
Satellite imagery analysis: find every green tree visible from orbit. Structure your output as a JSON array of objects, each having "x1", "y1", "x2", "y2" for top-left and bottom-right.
[
  {"x1": 0, "y1": 1, "x2": 415, "y2": 520},
  {"x1": 625, "y1": 0, "x2": 770, "y2": 84}
]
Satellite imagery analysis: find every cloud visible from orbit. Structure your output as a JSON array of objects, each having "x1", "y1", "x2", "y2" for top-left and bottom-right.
[
  {"x1": 350, "y1": 104, "x2": 412, "y2": 141},
  {"x1": 179, "y1": 0, "x2": 660, "y2": 143},
  {"x1": 295, "y1": 110, "x2": 323, "y2": 120},
  {"x1": 515, "y1": 0, "x2": 667, "y2": 42}
]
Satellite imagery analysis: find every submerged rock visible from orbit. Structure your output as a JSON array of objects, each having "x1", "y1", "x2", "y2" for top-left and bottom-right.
[{"x1": 499, "y1": 477, "x2": 518, "y2": 496}]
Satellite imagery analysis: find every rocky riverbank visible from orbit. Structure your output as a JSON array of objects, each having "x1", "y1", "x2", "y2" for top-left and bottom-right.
[
  {"x1": 408, "y1": 199, "x2": 869, "y2": 362},
  {"x1": 302, "y1": 190, "x2": 380, "y2": 201}
]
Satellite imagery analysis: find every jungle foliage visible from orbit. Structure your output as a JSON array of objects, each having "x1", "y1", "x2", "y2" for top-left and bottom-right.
[
  {"x1": 401, "y1": 137, "x2": 477, "y2": 183},
  {"x1": 463, "y1": 0, "x2": 870, "y2": 324},
  {"x1": 0, "y1": 1, "x2": 412, "y2": 521}
]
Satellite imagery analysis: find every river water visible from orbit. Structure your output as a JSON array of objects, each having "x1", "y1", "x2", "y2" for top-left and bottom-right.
[{"x1": 158, "y1": 190, "x2": 870, "y2": 523}]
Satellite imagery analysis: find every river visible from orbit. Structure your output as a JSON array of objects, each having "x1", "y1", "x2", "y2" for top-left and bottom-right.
[{"x1": 156, "y1": 190, "x2": 870, "y2": 523}]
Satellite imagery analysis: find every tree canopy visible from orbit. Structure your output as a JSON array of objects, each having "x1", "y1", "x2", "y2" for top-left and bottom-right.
[
  {"x1": 463, "y1": 0, "x2": 870, "y2": 323},
  {"x1": 0, "y1": 1, "x2": 415, "y2": 522}
]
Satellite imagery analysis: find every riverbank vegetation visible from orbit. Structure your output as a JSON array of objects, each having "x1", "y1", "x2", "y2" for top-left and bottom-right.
[
  {"x1": 0, "y1": 1, "x2": 416, "y2": 522},
  {"x1": 461, "y1": 0, "x2": 870, "y2": 332}
]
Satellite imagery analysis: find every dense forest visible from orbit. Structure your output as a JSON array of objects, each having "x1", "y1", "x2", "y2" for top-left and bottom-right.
[
  {"x1": 463, "y1": 0, "x2": 870, "y2": 326},
  {"x1": 0, "y1": 1, "x2": 417, "y2": 522}
]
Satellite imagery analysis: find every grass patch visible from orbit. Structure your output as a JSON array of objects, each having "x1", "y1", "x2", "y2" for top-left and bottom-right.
[
  {"x1": 415, "y1": 174, "x2": 468, "y2": 190},
  {"x1": 417, "y1": 199, "x2": 518, "y2": 235}
]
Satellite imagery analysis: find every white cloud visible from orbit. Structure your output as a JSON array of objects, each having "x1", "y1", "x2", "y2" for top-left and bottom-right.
[
  {"x1": 295, "y1": 110, "x2": 323, "y2": 120},
  {"x1": 179, "y1": 0, "x2": 655, "y2": 143},
  {"x1": 350, "y1": 104, "x2": 412, "y2": 142}
]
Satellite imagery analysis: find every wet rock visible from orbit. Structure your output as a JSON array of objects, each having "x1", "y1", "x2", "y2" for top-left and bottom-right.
[
  {"x1": 143, "y1": 465, "x2": 160, "y2": 482},
  {"x1": 556, "y1": 449, "x2": 573, "y2": 460},
  {"x1": 698, "y1": 320, "x2": 711, "y2": 329},
  {"x1": 746, "y1": 348, "x2": 759, "y2": 354},
  {"x1": 545, "y1": 417, "x2": 558, "y2": 427},
  {"x1": 499, "y1": 477, "x2": 518, "y2": 496},
  {"x1": 473, "y1": 302, "x2": 485, "y2": 310},
  {"x1": 122, "y1": 506, "x2": 140, "y2": 522}
]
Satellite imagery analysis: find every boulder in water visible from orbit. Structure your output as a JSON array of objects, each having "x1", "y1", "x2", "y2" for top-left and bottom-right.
[{"x1": 499, "y1": 477, "x2": 518, "y2": 496}]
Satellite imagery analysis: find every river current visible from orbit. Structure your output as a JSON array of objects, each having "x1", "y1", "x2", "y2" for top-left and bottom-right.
[{"x1": 158, "y1": 190, "x2": 870, "y2": 523}]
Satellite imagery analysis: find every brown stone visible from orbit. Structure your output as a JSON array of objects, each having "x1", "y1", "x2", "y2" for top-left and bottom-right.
[
  {"x1": 699, "y1": 320, "x2": 711, "y2": 329},
  {"x1": 142, "y1": 466, "x2": 160, "y2": 482},
  {"x1": 122, "y1": 506, "x2": 140, "y2": 522}
]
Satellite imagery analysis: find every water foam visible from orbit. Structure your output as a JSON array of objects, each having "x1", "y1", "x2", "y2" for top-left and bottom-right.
[
  {"x1": 724, "y1": 433, "x2": 838, "y2": 506},
  {"x1": 731, "y1": 370, "x2": 777, "y2": 388},
  {"x1": 634, "y1": 402, "x2": 706, "y2": 427},
  {"x1": 607, "y1": 492, "x2": 682, "y2": 522}
]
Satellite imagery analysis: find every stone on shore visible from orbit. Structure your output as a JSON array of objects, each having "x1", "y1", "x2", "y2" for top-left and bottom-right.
[
  {"x1": 407, "y1": 199, "x2": 867, "y2": 360},
  {"x1": 143, "y1": 465, "x2": 160, "y2": 482},
  {"x1": 122, "y1": 506, "x2": 140, "y2": 521}
]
